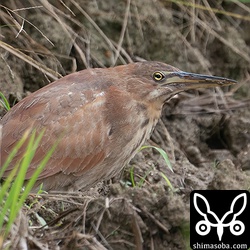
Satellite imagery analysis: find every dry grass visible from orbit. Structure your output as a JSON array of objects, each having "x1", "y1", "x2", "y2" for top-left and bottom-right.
[{"x1": 0, "y1": 0, "x2": 250, "y2": 249}]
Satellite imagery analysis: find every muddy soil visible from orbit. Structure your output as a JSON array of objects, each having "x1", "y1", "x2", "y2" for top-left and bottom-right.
[{"x1": 0, "y1": 0, "x2": 250, "y2": 249}]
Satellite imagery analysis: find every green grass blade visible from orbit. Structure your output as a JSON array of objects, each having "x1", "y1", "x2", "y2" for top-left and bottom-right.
[
  {"x1": 7, "y1": 130, "x2": 46, "y2": 231},
  {"x1": 0, "y1": 129, "x2": 31, "y2": 178},
  {"x1": 0, "y1": 92, "x2": 10, "y2": 111},
  {"x1": 129, "y1": 166, "x2": 136, "y2": 187},
  {"x1": 8, "y1": 132, "x2": 36, "y2": 213},
  {"x1": 0, "y1": 128, "x2": 57, "y2": 236},
  {"x1": 138, "y1": 167, "x2": 153, "y2": 187},
  {"x1": 160, "y1": 172, "x2": 174, "y2": 191},
  {"x1": 0, "y1": 163, "x2": 21, "y2": 230},
  {"x1": 139, "y1": 145, "x2": 174, "y2": 190},
  {"x1": 17, "y1": 138, "x2": 58, "y2": 207},
  {"x1": 0, "y1": 131, "x2": 32, "y2": 230},
  {"x1": 140, "y1": 145, "x2": 173, "y2": 172}
]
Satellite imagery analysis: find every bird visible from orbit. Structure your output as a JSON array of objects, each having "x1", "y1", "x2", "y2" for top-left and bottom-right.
[{"x1": 0, "y1": 61, "x2": 236, "y2": 192}]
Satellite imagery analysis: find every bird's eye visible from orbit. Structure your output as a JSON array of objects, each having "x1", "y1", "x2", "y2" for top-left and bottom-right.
[{"x1": 153, "y1": 71, "x2": 165, "y2": 81}]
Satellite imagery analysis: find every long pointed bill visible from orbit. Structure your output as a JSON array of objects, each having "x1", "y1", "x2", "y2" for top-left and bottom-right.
[{"x1": 163, "y1": 71, "x2": 237, "y2": 92}]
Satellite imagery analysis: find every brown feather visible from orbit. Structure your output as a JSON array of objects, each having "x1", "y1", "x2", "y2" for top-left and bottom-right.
[{"x1": 1, "y1": 61, "x2": 235, "y2": 191}]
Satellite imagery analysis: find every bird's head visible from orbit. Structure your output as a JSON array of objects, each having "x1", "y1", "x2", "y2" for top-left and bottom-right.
[{"x1": 116, "y1": 61, "x2": 237, "y2": 105}]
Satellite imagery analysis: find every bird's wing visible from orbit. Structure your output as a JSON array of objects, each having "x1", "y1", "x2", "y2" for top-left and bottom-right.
[{"x1": 0, "y1": 69, "x2": 111, "y2": 180}]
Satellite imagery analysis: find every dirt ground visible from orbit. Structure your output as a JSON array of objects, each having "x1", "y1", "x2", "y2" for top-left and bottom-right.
[{"x1": 0, "y1": 0, "x2": 250, "y2": 249}]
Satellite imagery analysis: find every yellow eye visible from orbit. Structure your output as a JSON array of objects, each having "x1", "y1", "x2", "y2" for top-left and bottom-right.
[{"x1": 153, "y1": 71, "x2": 165, "y2": 81}]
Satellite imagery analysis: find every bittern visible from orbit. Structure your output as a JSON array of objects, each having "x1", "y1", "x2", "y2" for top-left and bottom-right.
[{"x1": 0, "y1": 61, "x2": 236, "y2": 191}]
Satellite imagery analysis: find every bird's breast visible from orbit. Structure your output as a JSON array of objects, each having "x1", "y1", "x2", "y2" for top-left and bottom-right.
[{"x1": 104, "y1": 87, "x2": 162, "y2": 174}]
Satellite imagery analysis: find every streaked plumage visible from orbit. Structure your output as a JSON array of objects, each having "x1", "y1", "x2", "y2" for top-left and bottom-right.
[{"x1": 0, "y1": 62, "x2": 236, "y2": 191}]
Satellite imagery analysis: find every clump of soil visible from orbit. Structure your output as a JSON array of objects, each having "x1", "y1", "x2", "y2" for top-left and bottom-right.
[{"x1": 0, "y1": 0, "x2": 249, "y2": 249}]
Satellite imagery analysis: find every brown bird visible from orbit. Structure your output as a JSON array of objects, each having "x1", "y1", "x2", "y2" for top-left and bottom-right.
[{"x1": 0, "y1": 61, "x2": 236, "y2": 192}]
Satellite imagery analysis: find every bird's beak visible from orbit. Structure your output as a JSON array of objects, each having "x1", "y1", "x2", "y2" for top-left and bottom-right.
[{"x1": 163, "y1": 71, "x2": 237, "y2": 91}]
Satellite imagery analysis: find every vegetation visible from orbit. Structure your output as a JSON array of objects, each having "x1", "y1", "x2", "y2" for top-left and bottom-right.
[
  {"x1": 0, "y1": 93, "x2": 57, "y2": 245},
  {"x1": 0, "y1": 0, "x2": 249, "y2": 249},
  {"x1": 130, "y1": 145, "x2": 174, "y2": 190}
]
